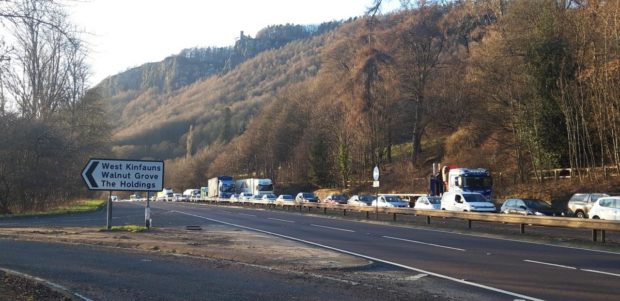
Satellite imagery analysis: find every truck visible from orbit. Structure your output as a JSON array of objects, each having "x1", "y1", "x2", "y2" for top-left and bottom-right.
[
  {"x1": 430, "y1": 164, "x2": 493, "y2": 200},
  {"x1": 156, "y1": 188, "x2": 174, "y2": 201},
  {"x1": 235, "y1": 178, "x2": 273, "y2": 196},
  {"x1": 207, "y1": 176, "x2": 235, "y2": 198}
]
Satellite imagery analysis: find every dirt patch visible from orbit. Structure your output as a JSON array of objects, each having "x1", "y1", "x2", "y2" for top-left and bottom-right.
[
  {"x1": 0, "y1": 270, "x2": 74, "y2": 301},
  {"x1": 0, "y1": 225, "x2": 369, "y2": 271}
]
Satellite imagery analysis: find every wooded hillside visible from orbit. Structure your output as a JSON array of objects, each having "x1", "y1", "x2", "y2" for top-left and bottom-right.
[{"x1": 100, "y1": 1, "x2": 620, "y2": 198}]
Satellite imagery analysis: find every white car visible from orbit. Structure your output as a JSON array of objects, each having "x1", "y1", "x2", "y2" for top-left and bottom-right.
[
  {"x1": 261, "y1": 193, "x2": 277, "y2": 204},
  {"x1": 347, "y1": 195, "x2": 375, "y2": 206},
  {"x1": 589, "y1": 196, "x2": 620, "y2": 221},
  {"x1": 238, "y1": 192, "x2": 253, "y2": 202},
  {"x1": 275, "y1": 194, "x2": 295, "y2": 205},
  {"x1": 371, "y1": 195, "x2": 409, "y2": 208},
  {"x1": 441, "y1": 191, "x2": 496, "y2": 212},
  {"x1": 414, "y1": 196, "x2": 441, "y2": 210}
]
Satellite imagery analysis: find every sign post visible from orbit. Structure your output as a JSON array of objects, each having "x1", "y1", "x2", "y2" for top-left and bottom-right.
[
  {"x1": 373, "y1": 166, "x2": 379, "y2": 220},
  {"x1": 81, "y1": 158, "x2": 164, "y2": 230}
]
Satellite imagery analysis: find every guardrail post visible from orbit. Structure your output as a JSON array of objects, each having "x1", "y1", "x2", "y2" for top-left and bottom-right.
[
  {"x1": 467, "y1": 219, "x2": 472, "y2": 229},
  {"x1": 323, "y1": 208, "x2": 327, "y2": 214},
  {"x1": 426, "y1": 216, "x2": 431, "y2": 224},
  {"x1": 592, "y1": 229, "x2": 598, "y2": 242},
  {"x1": 344, "y1": 209, "x2": 347, "y2": 216},
  {"x1": 602, "y1": 230, "x2": 606, "y2": 243},
  {"x1": 520, "y1": 224, "x2": 525, "y2": 234},
  {"x1": 393, "y1": 213, "x2": 397, "y2": 221},
  {"x1": 366, "y1": 211, "x2": 369, "y2": 219}
]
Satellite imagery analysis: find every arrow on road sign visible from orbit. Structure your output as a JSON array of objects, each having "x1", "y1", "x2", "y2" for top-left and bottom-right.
[{"x1": 83, "y1": 160, "x2": 99, "y2": 188}]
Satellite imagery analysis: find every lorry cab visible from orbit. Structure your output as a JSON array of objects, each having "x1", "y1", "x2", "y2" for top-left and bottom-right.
[
  {"x1": 441, "y1": 191, "x2": 496, "y2": 212},
  {"x1": 446, "y1": 168, "x2": 492, "y2": 200}
]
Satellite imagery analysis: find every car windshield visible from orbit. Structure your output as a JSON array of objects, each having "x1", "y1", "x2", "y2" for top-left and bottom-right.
[
  {"x1": 523, "y1": 199, "x2": 551, "y2": 209},
  {"x1": 280, "y1": 195, "x2": 293, "y2": 199},
  {"x1": 427, "y1": 197, "x2": 440, "y2": 204},
  {"x1": 332, "y1": 195, "x2": 345, "y2": 200},
  {"x1": 463, "y1": 194, "x2": 489, "y2": 203},
  {"x1": 359, "y1": 196, "x2": 375, "y2": 203},
  {"x1": 264, "y1": 194, "x2": 276, "y2": 198},
  {"x1": 384, "y1": 196, "x2": 402, "y2": 202},
  {"x1": 221, "y1": 184, "x2": 235, "y2": 192},
  {"x1": 303, "y1": 193, "x2": 315, "y2": 198}
]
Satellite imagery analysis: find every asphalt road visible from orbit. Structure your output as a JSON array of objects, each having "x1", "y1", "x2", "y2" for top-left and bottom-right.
[{"x1": 2, "y1": 201, "x2": 620, "y2": 301}]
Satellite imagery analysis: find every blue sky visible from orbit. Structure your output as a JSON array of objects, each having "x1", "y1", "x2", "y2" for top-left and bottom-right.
[{"x1": 66, "y1": 0, "x2": 402, "y2": 85}]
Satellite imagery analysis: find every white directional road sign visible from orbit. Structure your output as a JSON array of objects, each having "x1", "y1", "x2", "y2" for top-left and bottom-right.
[
  {"x1": 81, "y1": 158, "x2": 164, "y2": 192},
  {"x1": 373, "y1": 166, "x2": 380, "y2": 181}
]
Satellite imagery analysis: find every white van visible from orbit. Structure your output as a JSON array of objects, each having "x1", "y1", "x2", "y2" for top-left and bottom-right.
[{"x1": 441, "y1": 191, "x2": 496, "y2": 212}]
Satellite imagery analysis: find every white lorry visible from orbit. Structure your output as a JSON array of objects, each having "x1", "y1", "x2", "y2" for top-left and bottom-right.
[
  {"x1": 235, "y1": 178, "x2": 273, "y2": 196},
  {"x1": 440, "y1": 166, "x2": 493, "y2": 200},
  {"x1": 208, "y1": 176, "x2": 235, "y2": 198}
]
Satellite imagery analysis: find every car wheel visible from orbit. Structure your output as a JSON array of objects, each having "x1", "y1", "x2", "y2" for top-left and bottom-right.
[
  {"x1": 576, "y1": 211, "x2": 586, "y2": 218},
  {"x1": 592, "y1": 216, "x2": 600, "y2": 219}
]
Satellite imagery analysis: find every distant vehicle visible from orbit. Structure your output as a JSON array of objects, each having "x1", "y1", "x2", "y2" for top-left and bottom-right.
[
  {"x1": 251, "y1": 194, "x2": 263, "y2": 203},
  {"x1": 413, "y1": 196, "x2": 441, "y2": 210},
  {"x1": 589, "y1": 197, "x2": 620, "y2": 221},
  {"x1": 129, "y1": 193, "x2": 141, "y2": 201},
  {"x1": 434, "y1": 165, "x2": 493, "y2": 200},
  {"x1": 322, "y1": 194, "x2": 347, "y2": 205},
  {"x1": 500, "y1": 198, "x2": 563, "y2": 216},
  {"x1": 229, "y1": 193, "x2": 240, "y2": 203},
  {"x1": 111, "y1": 195, "x2": 119, "y2": 202},
  {"x1": 275, "y1": 194, "x2": 295, "y2": 205},
  {"x1": 235, "y1": 178, "x2": 274, "y2": 196},
  {"x1": 183, "y1": 189, "x2": 200, "y2": 199},
  {"x1": 157, "y1": 188, "x2": 174, "y2": 201},
  {"x1": 295, "y1": 192, "x2": 318, "y2": 204},
  {"x1": 238, "y1": 192, "x2": 253, "y2": 202},
  {"x1": 388, "y1": 193, "x2": 426, "y2": 207},
  {"x1": 567, "y1": 193, "x2": 609, "y2": 218},
  {"x1": 372, "y1": 195, "x2": 409, "y2": 208},
  {"x1": 347, "y1": 195, "x2": 375, "y2": 206},
  {"x1": 172, "y1": 193, "x2": 185, "y2": 202},
  {"x1": 208, "y1": 176, "x2": 235, "y2": 198},
  {"x1": 441, "y1": 191, "x2": 496, "y2": 212},
  {"x1": 261, "y1": 193, "x2": 277, "y2": 204},
  {"x1": 200, "y1": 187, "x2": 209, "y2": 199}
]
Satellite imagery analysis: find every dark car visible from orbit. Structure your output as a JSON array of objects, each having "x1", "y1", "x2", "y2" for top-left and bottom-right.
[
  {"x1": 322, "y1": 194, "x2": 347, "y2": 204},
  {"x1": 295, "y1": 192, "x2": 318, "y2": 203},
  {"x1": 501, "y1": 198, "x2": 563, "y2": 216}
]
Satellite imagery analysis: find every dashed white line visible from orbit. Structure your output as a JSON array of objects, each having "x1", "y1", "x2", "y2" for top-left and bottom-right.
[
  {"x1": 310, "y1": 224, "x2": 355, "y2": 232},
  {"x1": 267, "y1": 218, "x2": 294, "y2": 223},
  {"x1": 523, "y1": 260, "x2": 576, "y2": 270},
  {"x1": 581, "y1": 269, "x2": 620, "y2": 278},
  {"x1": 238, "y1": 213, "x2": 257, "y2": 217},
  {"x1": 171, "y1": 210, "x2": 543, "y2": 301},
  {"x1": 382, "y1": 236, "x2": 466, "y2": 252}
]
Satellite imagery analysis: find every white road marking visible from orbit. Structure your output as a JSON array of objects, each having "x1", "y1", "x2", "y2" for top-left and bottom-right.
[
  {"x1": 523, "y1": 260, "x2": 576, "y2": 270},
  {"x1": 170, "y1": 210, "x2": 545, "y2": 301},
  {"x1": 267, "y1": 218, "x2": 294, "y2": 223},
  {"x1": 311, "y1": 224, "x2": 355, "y2": 232},
  {"x1": 382, "y1": 236, "x2": 466, "y2": 252},
  {"x1": 581, "y1": 269, "x2": 620, "y2": 278},
  {"x1": 238, "y1": 213, "x2": 257, "y2": 217},
  {"x1": 404, "y1": 273, "x2": 428, "y2": 281},
  {"x1": 0, "y1": 267, "x2": 93, "y2": 301}
]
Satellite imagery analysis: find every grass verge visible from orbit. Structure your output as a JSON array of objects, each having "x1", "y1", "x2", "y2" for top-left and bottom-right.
[
  {"x1": 0, "y1": 199, "x2": 106, "y2": 218},
  {"x1": 102, "y1": 225, "x2": 147, "y2": 232}
]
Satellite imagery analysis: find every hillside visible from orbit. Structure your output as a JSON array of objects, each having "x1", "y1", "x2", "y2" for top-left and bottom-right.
[{"x1": 98, "y1": 1, "x2": 620, "y2": 200}]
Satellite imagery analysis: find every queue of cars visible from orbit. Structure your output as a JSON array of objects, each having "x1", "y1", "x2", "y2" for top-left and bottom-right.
[{"x1": 151, "y1": 186, "x2": 620, "y2": 221}]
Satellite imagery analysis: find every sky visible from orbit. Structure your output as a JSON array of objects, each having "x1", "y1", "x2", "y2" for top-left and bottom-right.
[{"x1": 65, "y1": 0, "x2": 402, "y2": 85}]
